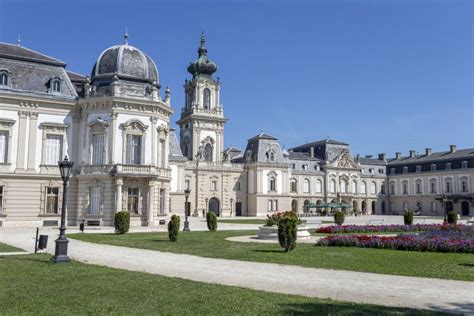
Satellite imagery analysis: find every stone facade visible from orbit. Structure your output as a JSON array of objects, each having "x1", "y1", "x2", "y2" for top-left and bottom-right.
[{"x1": 0, "y1": 35, "x2": 472, "y2": 228}]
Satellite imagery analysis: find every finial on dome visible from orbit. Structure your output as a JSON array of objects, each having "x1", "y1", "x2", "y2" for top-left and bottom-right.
[
  {"x1": 17, "y1": 34, "x2": 21, "y2": 46},
  {"x1": 124, "y1": 27, "x2": 129, "y2": 45}
]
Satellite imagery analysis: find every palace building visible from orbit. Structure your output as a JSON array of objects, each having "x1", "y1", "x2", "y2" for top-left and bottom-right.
[{"x1": 0, "y1": 34, "x2": 472, "y2": 227}]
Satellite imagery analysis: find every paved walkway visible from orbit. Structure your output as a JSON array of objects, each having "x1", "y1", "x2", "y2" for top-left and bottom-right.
[{"x1": 1, "y1": 227, "x2": 473, "y2": 314}]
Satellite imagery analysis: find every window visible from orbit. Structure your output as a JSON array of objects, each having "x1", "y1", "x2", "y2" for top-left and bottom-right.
[
  {"x1": 370, "y1": 182, "x2": 376, "y2": 195},
  {"x1": 0, "y1": 131, "x2": 8, "y2": 163},
  {"x1": 269, "y1": 152, "x2": 275, "y2": 162},
  {"x1": 329, "y1": 179, "x2": 336, "y2": 193},
  {"x1": 45, "y1": 187, "x2": 59, "y2": 214},
  {"x1": 369, "y1": 168, "x2": 374, "y2": 174},
  {"x1": 379, "y1": 168, "x2": 384, "y2": 174},
  {"x1": 91, "y1": 134, "x2": 106, "y2": 165},
  {"x1": 431, "y1": 164, "x2": 436, "y2": 171},
  {"x1": 361, "y1": 182, "x2": 367, "y2": 194},
  {"x1": 0, "y1": 71, "x2": 8, "y2": 86},
  {"x1": 159, "y1": 189, "x2": 165, "y2": 214},
  {"x1": 185, "y1": 180, "x2": 190, "y2": 190},
  {"x1": 446, "y1": 163, "x2": 451, "y2": 170},
  {"x1": 52, "y1": 80, "x2": 61, "y2": 92},
  {"x1": 381, "y1": 184, "x2": 385, "y2": 194},
  {"x1": 203, "y1": 88, "x2": 211, "y2": 109},
  {"x1": 403, "y1": 201, "x2": 408, "y2": 211},
  {"x1": 416, "y1": 180, "x2": 422, "y2": 194},
  {"x1": 303, "y1": 179, "x2": 310, "y2": 193},
  {"x1": 461, "y1": 179, "x2": 468, "y2": 192},
  {"x1": 127, "y1": 188, "x2": 140, "y2": 214},
  {"x1": 431, "y1": 201, "x2": 437, "y2": 213},
  {"x1": 302, "y1": 164, "x2": 308, "y2": 170},
  {"x1": 315, "y1": 179, "x2": 322, "y2": 193},
  {"x1": 445, "y1": 180, "x2": 451, "y2": 193},
  {"x1": 403, "y1": 167, "x2": 408, "y2": 174},
  {"x1": 290, "y1": 179, "x2": 297, "y2": 193},
  {"x1": 126, "y1": 135, "x2": 142, "y2": 164},
  {"x1": 402, "y1": 181, "x2": 408, "y2": 195},
  {"x1": 292, "y1": 163, "x2": 296, "y2": 169},
  {"x1": 45, "y1": 135, "x2": 63, "y2": 165},
  {"x1": 89, "y1": 187, "x2": 101, "y2": 214},
  {"x1": 269, "y1": 177, "x2": 276, "y2": 191},
  {"x1": 390, "y1": 168, "x2": 395, "y2": 175},
  {"x1": 416, "y1": 165, "x2": 421, "y2": 173},
  {"x1": 211, "y1": 180, "x2": 217, "y2": 191},
  {"x1": 351, "y1": 180, "x2": 357, "y2": 194},
  {"x1": 430, "y1": 180, "x2": 437, "y2": 194},
  {"x1": 462, "y1": 161, "x2": 468, "y2": 169},
  {"x1": 390, "y1": 182, "x2": 395, "y2": 195},
  {"x1": 267, "y1": 199, "x2": 278, "y2": 211},
  {"x1": 204, "y1": 143, "x2": 213, "y2": 162},
  {"x1": 0, "y1": 186, "x2": 3, "y2": 213}
]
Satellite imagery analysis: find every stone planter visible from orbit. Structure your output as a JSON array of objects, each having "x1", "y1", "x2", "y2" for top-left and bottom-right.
[{"x1": 257, "y1": 225, "x2": 311, "y2": 240}]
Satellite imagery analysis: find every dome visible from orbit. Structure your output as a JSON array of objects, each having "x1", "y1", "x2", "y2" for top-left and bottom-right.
[
  {"x1": 92, "y1": 42, "x2": 159, "y2": 85},
  {"x1": 187, "y1": 32, "x2": 217, "y2": 78}
]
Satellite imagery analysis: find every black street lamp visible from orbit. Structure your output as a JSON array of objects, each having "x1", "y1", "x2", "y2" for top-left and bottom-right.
[
  {"x1": 52, "y1": 155, "x2": 74, "y2": 263},
  {"x1": 183, "y1": 188, "x2": 191, "y2": 231}
]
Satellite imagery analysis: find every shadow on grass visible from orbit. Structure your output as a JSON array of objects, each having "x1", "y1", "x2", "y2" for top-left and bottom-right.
[
  {"x1": 152, "y1": 239, "x2": 172, "y2": 243},
  {"x1": 252, "y1": 249, "x2": 285, "y2": 254},
  {"x1": 458, "y1": 263, "x2": 474, "y2": 267}
]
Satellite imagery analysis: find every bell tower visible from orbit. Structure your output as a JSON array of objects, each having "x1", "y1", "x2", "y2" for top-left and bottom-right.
[{"x1": 177, "y1": 32, "x2": 227, "y2": 162}]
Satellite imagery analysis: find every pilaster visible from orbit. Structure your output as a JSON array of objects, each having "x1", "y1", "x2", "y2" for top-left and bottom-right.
[
  {"x1": 26, "y1": 112, "x2": 38, "y2": 172},
  {"x1": 15, "y1": 111, "x2": 29, "y2": 172}
]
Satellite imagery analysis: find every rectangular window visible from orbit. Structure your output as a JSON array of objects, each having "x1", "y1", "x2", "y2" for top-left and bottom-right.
[
  {"x1": 92, "y1": 134, "x2": 105, "y2": 165},
  {"x1": 446, "y1": 163, "x2": 451, "y2": 170},
  {"x1": 274, "y1": 199, "x2": 278, "y2": 211},
  {"x1": 403, "y1": 167, "x2": 408, "y2": 174},
  {"x1": 267, "y1": 200, "x2": 273, "y2": 211},
  {"x1": 89, "y1": 187, "x2": 101, "y2": 214},
  {"x1": 390, "y1": 168, "x2": 395, "y2": 175},
  {"x1": 462, "y1": 181, "x2": 468, "y2": 192},
  {"x1": 290, "y1": 181, "x2": 297, "y2": 193},
  {"x1": 185, "y1": 180, "x2": 190, "y2": 190},
  {"x1": 45, "y1": 135, "x2": 63, "y2": 165},
  {"x1": 462, "y1": 161, "x2": 468, "y2": 169},
  {"x1": 159, "y1": 189, "x2": 165, "y2": 214},
  {"x1": 416, "y1": 183, "x2": 421, "y2": 194},
  {"x1": 303, "y1": 180, "x2": 310, "y2": 193},
  {"x1": 403, "y1": 184, "x2": 408, "y2": 195},
  {"x1": 430, "y1": 182, "x2": 436, "y2": 194},
  {"x1": 381, "y1": 184, "x2": 385, "y2": 194},
  {"x1": 0, "y1": 186, "x2": 3, "y2": 213},
  {"x1": 431, "y1": 164, "x2": 436, "y2": 171},
  {"x1": 390, "y1": 184, "x2": 395, "y2": 195},
  {"x1": 0, "y1": 131, "x2": 8, "y2": 163},
  {"x1": 416, "y1": 166, "x2": 421, "y2": 173},
  {"x1": 127, "y1": 188, "x2": 140, "y2": 214},
  {"x1": 446, "y1": 182, "x2": 451, "y2": 193},
  {"x1": 159, "y1": 139, "x2": 166, "y2": 168},
  {"x1": 211, "y1": 180, "x2": 217, "y2": 191},
  {"x1": 45, "y1": 187, "x2": 59, "y2": 214},
  {"x1": 126, "y1": 135, "x2": 142, "y2": 165},
  {"x1": 270, "y1": 179, "x2": 276, "y2": 191}
]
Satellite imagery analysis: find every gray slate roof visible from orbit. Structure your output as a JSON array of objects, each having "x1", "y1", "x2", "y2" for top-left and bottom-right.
[
  {"x1": 248, "y1": 132, "x2": 278, "y2": 141},
  {"x1": 387, "y1": 148, "x2": 474, "y2": 165},
  {"x1": 169, "y1": 128, "x2": 187, "y2": 161},
  {"x1": 291, "y1": 139, "x2": 349, "y2": 151},
  {"x1": 288, "y1": 151, "x2": 320, "y2": 161},
  {"x1": 358, "y1": 157, "x2": 387, "y2": 166},
  {"x1": 0, "y1": 43, "x2": 66, "y2": 66}
]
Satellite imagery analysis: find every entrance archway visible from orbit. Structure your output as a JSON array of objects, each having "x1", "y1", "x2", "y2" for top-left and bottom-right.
[
  {"x1": 291, "y1": 200, "x2": 298, "y2": 213},
  {"x1": 381, "y1": 201, "x2": 386, "y2": 214},
  {"x1": 303, "y1": 200, "x2": 310, "y2": 213},
  {"x1": 361, "y1": 201, "x2": 367, "y2": 215},
  {"x1": 208, "y1": 197, "x2": 220, "y2": 217},
  {"x1": 445, "y1": 201, "x2": 454, "y2": 213},
  {"x1": 371, "y1": 201, "x2": 376, "y2": 214},
  {"x1": 461, "y1": 201, "x2": 470, "y2": 216}
]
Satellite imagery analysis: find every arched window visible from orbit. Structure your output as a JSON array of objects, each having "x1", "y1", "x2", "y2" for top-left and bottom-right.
[
  {"x1": 430, "y1": 179, "x2": 437, "y2": 194},
  {"x1": 445, "y1": 178, "x2": 452, "y2": 193},
  {"x1": 269, "y1": 177, "x2": 276, "y2": 192},
  {"x1": 303, "y1": 178, "x2": 310, "y2": 193},
  {"x1": 329, "y1": 179, "x2": 336, "y2": 193},
  {"x1": 390, "y1": 181, "x2": 395, "y2": 195},
  {"x1": 361, "y1": 182, "x2": 367, "y2": 194},
  {"x1": 370, "y1": 182, "x2": 376, "y2": 195},
  {"x1": 203, "y1": 88, "x2": 211, "y2": 109},
  {"x1": 415, "y1": 179, "x2": 422, "y2": 194},
  {"x1": 352, "y1": 180, "x2": 357, "y2": 194},
  {"x1": 204, "y1": 143, "x2": 213, "y2": 162},
  {"x1": 460, "y1": 177, "x2": 469, "y2": 193},
  {"x1": 51, "y1": 79, "x2": 61, "y2": 92},
  {"x1": 0, "y1": 72, "x2": 8, "y2": 86},
  {"x1": 402, "y1": 181, "x2": 408, "y2": 195},
  {"x1": 290, "y1": 179, "x2": 297, "y2": 193},
  {"x1": 340, "y1": 181, "x2": 346, "y2": 193},
  {"x1": 315, "y1": 179, "x2": 322, "y2": 193}
]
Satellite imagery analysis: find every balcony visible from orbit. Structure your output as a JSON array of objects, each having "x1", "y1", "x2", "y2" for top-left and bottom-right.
[
  {"x1": 180, "y1": 105, "x2": 225, "y2": 119},
  {"x1": 112, "y1": 164, "x2": 171, "y2": 178}
]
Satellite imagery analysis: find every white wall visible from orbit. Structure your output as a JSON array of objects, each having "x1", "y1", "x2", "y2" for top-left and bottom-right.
[{"x1": 0, "y1": 109, "x2": 18, "y2": 172}]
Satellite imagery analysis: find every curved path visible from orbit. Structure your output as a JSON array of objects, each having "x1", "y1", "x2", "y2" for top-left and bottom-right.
[{"x1": 1, "y1": 228, "x2": 473, "y2": 314}]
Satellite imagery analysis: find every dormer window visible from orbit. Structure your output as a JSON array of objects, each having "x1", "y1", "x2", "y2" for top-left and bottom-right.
[
  {"x1": 302, "y1": 164, "x2": 308, "y2": 170},
  {"x1": 403, "y1": 166, "x2": 408, "y2": 174},
  {"x1": 462, "y1": 161, "x2": 468, "y2": 169},
  {"x1": 431, "y1": 164, "x2": 436, "y2": 171},
  {"x1": 48, "y1": 77, "x2": 62, "y2": 93},
  {"x1": 0, "y1": 71, "x2": 8, "y2": 86},
  {"x1": 390, "y1": 168, "x2": 395, "y2": 175},
  {"x1": 416, "y1": 165, "x2": 421, "y2": 173},
  {"x1": 446, "y1": 163, "x2": 451, "y2": 170}
]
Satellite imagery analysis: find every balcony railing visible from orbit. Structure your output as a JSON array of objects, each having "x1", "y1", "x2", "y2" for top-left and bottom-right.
[{"x1": 80, "y1": 164, "x2": 170, "y2": 178}]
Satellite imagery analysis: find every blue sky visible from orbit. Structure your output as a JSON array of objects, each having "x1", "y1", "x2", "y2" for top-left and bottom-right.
[{"x1": 0, "y1": 0, "x2": 472, "y2": 157}]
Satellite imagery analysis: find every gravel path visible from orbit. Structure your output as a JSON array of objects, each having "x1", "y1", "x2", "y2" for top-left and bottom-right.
[{"x1": 1, "y1": 227, "x2": 473, "y2": 314}]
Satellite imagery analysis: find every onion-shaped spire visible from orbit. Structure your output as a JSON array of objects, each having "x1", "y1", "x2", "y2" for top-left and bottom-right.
[{"x1": 187, "y1": 31, "x2": 217, "y2": 78}]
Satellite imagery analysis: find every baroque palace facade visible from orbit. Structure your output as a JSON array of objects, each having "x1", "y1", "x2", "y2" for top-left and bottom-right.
[{"x1": 0, "y1": 34, "x2": 472, "y2": 227}]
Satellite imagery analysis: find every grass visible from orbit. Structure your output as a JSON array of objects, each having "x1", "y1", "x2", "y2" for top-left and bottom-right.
[
  {"x1": 69, "y1": 230, "x2": 474, "y2": 281},
  {"x1": 0, "y1": 254, "x2": 446, "y2": 315},
  {"x1": 0, "y1": 242, "x2": 24, "y2": 253}
]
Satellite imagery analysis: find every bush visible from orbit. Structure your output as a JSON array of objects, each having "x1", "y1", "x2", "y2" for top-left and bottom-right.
[
  {"x1": 334, "y1": 211, "x2": 345, "y2": 226},
  {"x1": 404, "y1": 210, "x2": 414, "y2": 225},
  {"x1": 278, "y1": 215, "x2": 298, "y2": 252},
  {"x1": 115, "y1": 211, "x2": 130, "y2": 234},
  {"x1": 206, "y1": 211, "x2": 217, "y2": 231},
  {"x1": 168, "y1": 215, "x2": 180, "y2": 242},
  {"x1": 447, "y1": 211, "x2": 457, "y2": 225}
]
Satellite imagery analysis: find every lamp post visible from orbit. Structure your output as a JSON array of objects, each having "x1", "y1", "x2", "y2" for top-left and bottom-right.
[
  {"x1": 183, "y1": 188, "x2": 191, "y2": 231},
  {"x1": 52, "y1": 155, "x2": 74, "y2": 263}
]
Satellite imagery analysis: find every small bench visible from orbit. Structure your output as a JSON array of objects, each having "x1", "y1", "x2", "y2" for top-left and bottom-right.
[
  {"x1": 413, "y1": 218, "x2": 426, "y2": 224},
  {"x1": 367, "y1": 219, "x2": 384, "y2": 225},
  {"x1": 305, "y1": 218, "x2": 323, "y2": 226}
]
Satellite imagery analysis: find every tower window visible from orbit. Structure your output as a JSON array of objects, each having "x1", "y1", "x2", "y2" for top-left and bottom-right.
[
  {"x1": 203, "y1": 88, "x2": 211, "y2": 109},
  {"x1": 204, "y1": 143, "x2": 213, "y2": 162},
  {"x1": 0, "y1": 72, "x2": 8, "y2": 86}
]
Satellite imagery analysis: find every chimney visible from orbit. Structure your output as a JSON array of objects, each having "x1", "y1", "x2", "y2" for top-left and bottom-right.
[
  {"x1": 425, "y1": 148, "x2": 432, "y2": 156},
  {"x1": 310, "y1": 147, "x2": 314, "y2": 157},
  {"x1": 356, "y1": 154, "x2": 360, "y2": 163},
  {"x1": 409, "y1": 150, "x2": 416, "y2": 158},
  {"x1": 378, "y1": 153, "x2": 386, "y2": 161},
  {"x1": 365, "y1": 155, "x2": 373, "y2": 158},
  {"x1": 395, "y1": 152, "x2": 401, "y2": 159},
  {"x1": 450, "y1": 145, "x2": 456, "y2": 153}
]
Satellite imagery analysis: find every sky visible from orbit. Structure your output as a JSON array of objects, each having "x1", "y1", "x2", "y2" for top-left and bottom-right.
[{"x1": 0, "y1": 0, "x2": 472, "y2": 158}]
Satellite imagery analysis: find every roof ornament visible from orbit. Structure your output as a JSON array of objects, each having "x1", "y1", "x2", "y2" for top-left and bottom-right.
[
  {"x1": 17, "y1": 34, "x2": 21, "y2": 46},
  {"x1": 124, "y1": 27, "x2": 129, "y2": 45}
]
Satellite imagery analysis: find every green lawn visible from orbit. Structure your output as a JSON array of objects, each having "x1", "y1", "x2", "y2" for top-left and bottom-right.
[
  {"x1": 69, "y1": 231, "x2": 474, "y2": 281},
  {"x1": 0, "y1": 254, "x2": 444, "y2": 315},
  {"x1": 0, "y1": 242, "x2": 24, "y2": 253},
  {"x1": 217, "y1": 219, "x2": 333, "y2": 225}
]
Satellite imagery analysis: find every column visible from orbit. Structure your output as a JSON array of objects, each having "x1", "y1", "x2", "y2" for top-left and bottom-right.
[
  {"x1": 15, "y1": 111, "x2": 29, "y2": 172},
  {"x1": 147, "y1": 181, "x2": 156, "y2": 226},
  {"x1": 110, "y1": 113, "x2": 118, "y2": 164},
  {"x1": 26, "y1": 112, "x2": 38, "y2": 172},
  {"x1": 150, "y1": 117, "x2": 157, "y2": 166},
  {"x1": 115, "y1": 178, "x2": 123, "y2": 213}
]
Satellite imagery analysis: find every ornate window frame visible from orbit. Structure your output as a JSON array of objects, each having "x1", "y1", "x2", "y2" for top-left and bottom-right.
[
  {"x1": 267, "y1": 171, "x2": 277, "y2": 193},
  {"x1": 120, "y1": 119, "x2": 148, "y2": 165},
  {"x1": 303, "y1": 178, "x2": 310, "y2": 194},
  {"x1": 82, "y1": 179, "x2": 106, "y2": 217},
  {"x1": 460, "y1": 176, "x2": 469, "y2": 193},
  {"x1": 48, "y1": 76, "x2": 63, "y2": 94},
  {"x1": 39, "y1": 180, "x2": 63, "y2": 216},
  {"x1": 0, "y1": 69, "x2": 11, "y2": 87},
  {"x1": 0, "y1": 179, "x2": 8, "y2": 216},
  {"x1": 40, "y1": 122, "x2": 69, "y2": 173},
  {"x1": 0, "y1": 118, "x2": 15, "y2": 171},
  {"x1": 157, "y1": 124, "x2": 169, "y2": 168},
  {"x1": 290, "y1": 178, "x2": 298, "y2": 193},
  {"x1": 88, "y1": 118, "x2": 109, "y2": 165},
  {"x1": 201, "y1": 136, "x2": 215, "y2": 162}
]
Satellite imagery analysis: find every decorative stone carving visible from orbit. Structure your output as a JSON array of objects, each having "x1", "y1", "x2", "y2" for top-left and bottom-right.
[
  {"x1": 337, "y1": 149, "x2": 357, "y2": 168},
  {"x1": 119, "y1": 119, "x2": 148, "y2": 133},
  {"x1": 88, "y1": 117, "x2": 110, "y2": 132}
]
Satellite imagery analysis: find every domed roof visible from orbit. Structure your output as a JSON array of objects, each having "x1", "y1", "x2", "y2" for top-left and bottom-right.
[
  {"x1": 92, "y1": 36, "x2": 159, "y2": 85},
  {"x1": 187, "y1": 32, "x2": 217, "y2": 78}
]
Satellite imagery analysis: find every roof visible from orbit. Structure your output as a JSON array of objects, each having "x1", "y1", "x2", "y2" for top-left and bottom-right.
[
  {"x1": 288, "y1": 151, "x2": 320, "y2": 161},
  {"x1": 67, "y1": 70, "x2": 87, "y2": 82},
  {"x1": 248, "y1": 132, "x2": 278, "y2": 141},
  {"x1": 387, "y1": 148, "x2": 474, "y2": 165},
  {"x1": 291, "y1": 139, "x2": 348, "y2": 151},
  {"x1": 0, "y1": 42, "x2": 66, "y2": 66},
  {"x1": 358, "y1": 157, "x2": 387, "y2": 166}
]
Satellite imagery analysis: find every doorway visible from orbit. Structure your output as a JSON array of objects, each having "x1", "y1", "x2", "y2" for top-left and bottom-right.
[
  {"x1": 208, "y1": 197, "x2": 220, "y2": 217},
  {"x1": 235, "y1": 202, "x2": 242, "y2": 216},
  {"x1": 461, "y1": 201, "x2": 470, "y2": 216}
]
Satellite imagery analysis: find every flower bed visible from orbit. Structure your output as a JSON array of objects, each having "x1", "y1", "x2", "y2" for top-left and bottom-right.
[
  {"x1": 316, "y1": 224, "x2": 464, "y2": 234},
  {"x1": 316, "y1": 227, "x2": 474, "y2": 253}
]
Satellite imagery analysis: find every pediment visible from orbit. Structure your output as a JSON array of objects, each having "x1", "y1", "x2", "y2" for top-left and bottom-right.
[{"x1": 330, "y1": 149, "x2": 360, "y2": 169}]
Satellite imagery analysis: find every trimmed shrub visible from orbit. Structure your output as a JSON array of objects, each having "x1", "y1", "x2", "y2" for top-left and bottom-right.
[
  {"x1": 447, "y1": 211, "x2": 457, "y2": 225},
  {"x1": 168, "y1": 215, "x2": 180, "y2": 242},
  {"x1": 334, "y1": 211, "x2": 345, "y2": 226},
  {"x1": 404, "y1": 210, "x2": 414, "y2": 225},
  {"x1": 206, "y1": 211, "x2": 217, "y2": 231},
  {"x1": 115, "y1": 211, "x2": 130, "y2": 234},
  {"x1": 278, "y1": 215, "x2": 298, "y2": 252}
]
